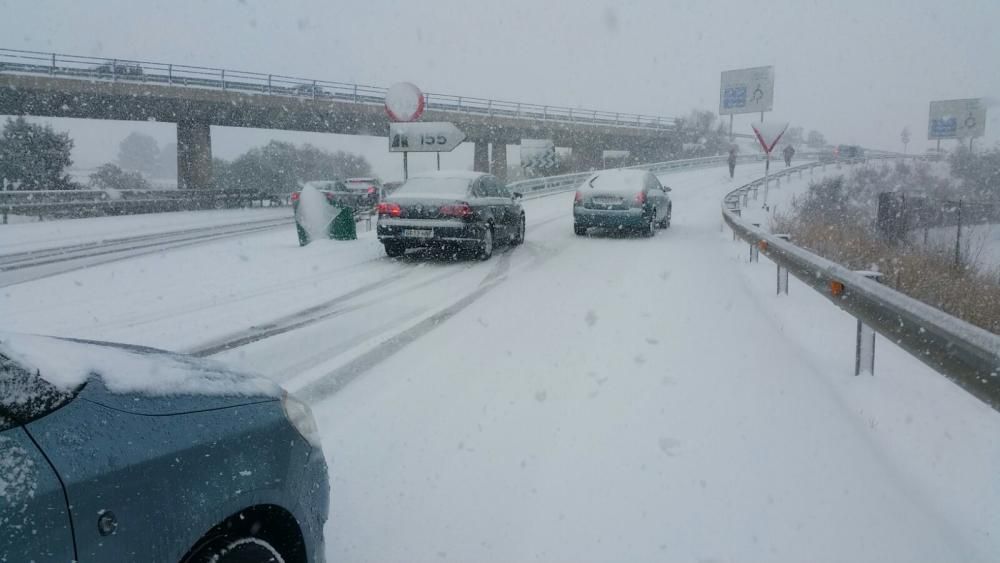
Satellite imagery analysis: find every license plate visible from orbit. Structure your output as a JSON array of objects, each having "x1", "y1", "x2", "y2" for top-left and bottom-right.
[
  {"x1": 593, "y1": 197, "x2": 620, "y2": 204},
  {"x1": 403, "y1": 229, "x2": 434, "y2": 238}
]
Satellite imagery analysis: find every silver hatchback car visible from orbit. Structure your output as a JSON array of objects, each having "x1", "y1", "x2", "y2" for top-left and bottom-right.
[{"x1": 573, "y1": 169, "x2": 672, "y2": 236}]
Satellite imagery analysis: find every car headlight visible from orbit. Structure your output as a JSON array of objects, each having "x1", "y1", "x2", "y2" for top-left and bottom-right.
[{"x1": 282, "y1": 391, "x2": 322, "y2": 450}]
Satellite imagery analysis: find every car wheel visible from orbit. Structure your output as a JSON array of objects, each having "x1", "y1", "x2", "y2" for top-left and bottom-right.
[
  {"x1": 511, "y1": 215, "x2": 525, "y2": 246},
  {"x1": 384, "y1": 241, "x2": 405, "y2": 258},
  {"x1": 189, "y1": 537, "x2": 284, "y2": 563},
  {"x1": 665, "y1": 207, "x2": 672, "y2": 228},
  {"x1": 478, "y1": 226, "x2": 494, "y2": 260},
  {"x1": 574, "y1": 224, "x2": 587, "y2": 236},
  {"x1": 643, "y1": 213, "x2": 656, "y2": 238}
]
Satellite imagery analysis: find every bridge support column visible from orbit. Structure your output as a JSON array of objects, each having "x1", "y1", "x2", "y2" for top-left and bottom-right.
[
  {"x1": 473, "y1": 141, "x2": 489, "y2": 173},
  {"x1": 491, "y1": 142, "x2": 507, "y2": 182},
  {"x1": 177, "y1": 121, "x2": 213, "y2": 189}
]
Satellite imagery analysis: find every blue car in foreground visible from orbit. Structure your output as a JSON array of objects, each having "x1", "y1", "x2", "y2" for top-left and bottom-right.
[{"x1": 0, "y1": 332, "x2": 329, "y2": 563}]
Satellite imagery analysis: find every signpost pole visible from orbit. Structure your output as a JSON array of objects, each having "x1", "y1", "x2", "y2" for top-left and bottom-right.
[
  {"x1": 729, "y1": 115, "x2": 734, "y2": 141},
  {"x1": 436, "y1": 152, "x2": 440, "y2": 171},
  {"x1": 763, "y1": 154, "x2": 771, "y2": 206},
  {"x1": 760, "y1": 111, "x2": 764, "y2": 123},
  {"x1": 403, "y1": 152, "x2": 409, "y2": 180}
]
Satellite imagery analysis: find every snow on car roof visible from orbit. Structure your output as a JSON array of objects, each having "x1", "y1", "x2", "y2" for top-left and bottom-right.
[
  {"x1": 582, "y1": 169, "x2": 649, "y2": 191},
  {"x1": 409, "y1": 170, "x2": 486, "y2": 181},
  {"x1": 0, "y1": 332, "x2": 282, "y2": 398}
]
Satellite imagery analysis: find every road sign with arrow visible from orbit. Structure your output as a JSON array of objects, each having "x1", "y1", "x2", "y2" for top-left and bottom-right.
[{"x1": 389, "y1": 122, "x2": 466, "y2": 153}]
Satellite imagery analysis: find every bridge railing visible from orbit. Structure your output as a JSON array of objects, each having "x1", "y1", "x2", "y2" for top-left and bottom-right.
[
  {"x1": 721, "y1": 154, "x2": 1000, "y2": 413},
  {"x1": 0, "y1": 47, "x2": 678, "y2": 131}
]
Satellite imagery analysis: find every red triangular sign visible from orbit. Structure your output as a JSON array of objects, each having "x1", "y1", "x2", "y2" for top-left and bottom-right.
[{"x1": 751, "y1": 121, "x2": 789, "y2": 154}]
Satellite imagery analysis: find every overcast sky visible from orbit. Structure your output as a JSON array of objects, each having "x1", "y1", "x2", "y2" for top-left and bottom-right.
[{"x1": 2, "y1": 0, "x2": 998, "y2": 180}]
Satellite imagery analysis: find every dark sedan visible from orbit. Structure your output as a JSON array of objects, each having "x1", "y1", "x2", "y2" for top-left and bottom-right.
[
  {"x1": 376, "y1": 171, "x2": 524, "y2": 259},
  {"x1": 573, "y1": 169, "x2": 672, "y2": 236},
  {"x1": 0, "y1": 332, "x2": 328, "y2": 563}
]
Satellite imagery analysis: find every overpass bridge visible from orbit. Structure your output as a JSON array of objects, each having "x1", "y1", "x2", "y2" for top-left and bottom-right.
[{"x1": 0, "y1": 48, "x2": 688, "y2": 188}]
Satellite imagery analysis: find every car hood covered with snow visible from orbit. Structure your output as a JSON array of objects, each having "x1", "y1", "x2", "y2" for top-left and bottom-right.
[{"x1": 0, "y1": 332, "x2": 282, "y2": 416}]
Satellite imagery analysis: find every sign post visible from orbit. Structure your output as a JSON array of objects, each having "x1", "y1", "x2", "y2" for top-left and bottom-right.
[
  {"x1": 720, "y1": 66, "x2": 775, "y2": 134},
  {"x1": 751, "y1": 121, "x2": 789, "y2": 207},
  {"x1": 520, "y1": 139, "x2": 557, "y2": 174},
  {"x1": 385, "y1": 82, "x2": 427, "y2": 180},
  {"x1": 389, "y1": 121, "x2": 466, "y2": 179},
  {"x1": 928, "y1": 98, "x2": 987, "y2": 152}
]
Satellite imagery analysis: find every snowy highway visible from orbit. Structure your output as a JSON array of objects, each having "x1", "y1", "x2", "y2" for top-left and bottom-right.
[{"x1": 3, "y1": 162, "x2": 999, "y2": 562}]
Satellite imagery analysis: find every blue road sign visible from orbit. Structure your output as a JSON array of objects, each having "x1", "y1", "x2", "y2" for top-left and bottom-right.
[
  {"x1": 723, "y1": 86, "x2": 747, "y2": 109},
  {"x1": 930, "y1": 117, "x2": 957, "y2": 138}
]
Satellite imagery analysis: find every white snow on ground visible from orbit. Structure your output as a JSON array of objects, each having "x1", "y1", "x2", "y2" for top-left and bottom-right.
[
  {"x1": 2, "y1": 161, "x2": 998, "y2": 562},
  {"x1": 0, "y1": 207, "x2": 290, "y2": 254}
]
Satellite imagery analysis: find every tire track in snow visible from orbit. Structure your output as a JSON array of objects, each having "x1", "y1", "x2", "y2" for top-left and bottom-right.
[{"x1": 296, "y1": 249, "x2": 515, "y2": 401}]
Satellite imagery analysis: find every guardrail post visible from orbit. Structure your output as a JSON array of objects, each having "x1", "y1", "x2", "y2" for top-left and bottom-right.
[
  {"x1": 853, "y1": 271, "x2": 883, "y2": 375},
  {"x1": 741, "y1": 191, "x2": 749, "y2": 207},
  {"x1": 312, "y1": 80, "x2": 317, "y2": 100},
  {"x1": 112, "y1": 59, "x2": 118, "y2": 81},
  {"x1": 516, "y1": 103, "x2": 521, "y2": 117},
  {"x1": 267, "y1": 74, "x2": 272, "y2": 94},
  {"x1": 457, "y1": 96, "x2": 462, "y2": 110},
  {"x1": 615, "y1": 112, "x2": 620, "y2": 125},
  {"x1": 488, "y1": 99, "x2": 493, "y2": 116},
  {"x1": 168, "y1": 64, "x2": 173, "y2": 84},
  {"x1": 568, "y1": 108, "x2": 573, "y2": 121},
  {"x1": 543, "y1": 106, "x2": 547, "y2": 119},
  {"x1": 749, "y1": 223, "x2": 761, "y2": 262},
  {"x1": 775, "y1": 234, "x2": 790, "y2": 294},
  {"x1": 221, "y1": 69, "x2": 226, "y2": 90},
  {"x1": 731, "y1": 208, "x2": 741, "y2": 240},
  {"x1": 50, "y1": 53, "x2": 56, "y2": 74},
  {"x1": 352, "y1": 84, "x2": 357, "y2": 102}
]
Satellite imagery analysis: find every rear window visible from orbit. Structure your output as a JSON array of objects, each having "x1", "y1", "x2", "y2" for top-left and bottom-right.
[
  {"x1": 584, "y1": 172, "x2": 645, "y2": 193},
  {"x1": 345, "y1": 180, "x2": 377, "y2": 191},
  {"x1": 396, "y1": 177, "x2": 472, "y2": 196}
]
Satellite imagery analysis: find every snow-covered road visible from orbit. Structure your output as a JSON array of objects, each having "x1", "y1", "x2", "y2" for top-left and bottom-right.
[{"x1": 2, "y1": 162, "x2": 997, "y2": 562}]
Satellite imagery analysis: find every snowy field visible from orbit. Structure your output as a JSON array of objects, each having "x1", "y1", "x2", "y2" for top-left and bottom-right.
[{"x1": 2, "y1": 161, "x2": 998, "y2": 562}]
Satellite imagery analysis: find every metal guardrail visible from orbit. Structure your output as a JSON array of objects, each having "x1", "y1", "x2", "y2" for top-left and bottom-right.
[
  {"x1": 0, "y1": 47, "x2": 679, "y2": 131},
  {"x1": 509, "y1": 153, "x2": 817, "y2": 199},
  {"x1": 721, "y1": 155, "x2": 1000, "y2": 412},
  {"x1": 0, "y1": 189, "x2": 282, "y2": 222},
  {"x1": 1, "y1": 153, "x2": 788, "y2": 221}
]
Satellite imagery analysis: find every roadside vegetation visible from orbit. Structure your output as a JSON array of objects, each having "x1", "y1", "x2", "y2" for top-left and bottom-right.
[{"x1": 774, "y1": 150, "x2": 1000, "y2": 335}]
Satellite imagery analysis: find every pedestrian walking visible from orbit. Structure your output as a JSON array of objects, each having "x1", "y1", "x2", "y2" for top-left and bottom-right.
[{"x1": 783, "y1": 145, "x2": 795, "y2": 167}]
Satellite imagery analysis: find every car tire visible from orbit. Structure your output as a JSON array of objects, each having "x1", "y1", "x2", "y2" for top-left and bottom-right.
[
  {"x1": 384, "y1": 241, "x2": 405, "y2": 258},
  {"x1": 643, "y1": 213, "x2": 656, "y2": 238},
  {"x1": 511, "y1": 215, "x2": 526, "y2": 246},
  {"x1": 574, "y1": 224, "x2": 587, "y2": 236},
  {"x1": 478, "y1": 226, "x2": 494, "y2": 260},
  {"x1": 189, "y1": 537, "x2": 284, "y2": 563}
]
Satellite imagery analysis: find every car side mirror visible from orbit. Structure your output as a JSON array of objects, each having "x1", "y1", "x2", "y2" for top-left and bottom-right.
[
  {"x1": 663, "y1": 186, "x2": 672, "y2": 192},
  {"x1": 512, "y1": 192, "x2": 523, "y2": 199}
]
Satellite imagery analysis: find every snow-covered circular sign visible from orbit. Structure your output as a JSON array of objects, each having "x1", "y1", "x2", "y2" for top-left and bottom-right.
[{"x1": 384, "y1": 82, "x2": 425, "y2": 122}]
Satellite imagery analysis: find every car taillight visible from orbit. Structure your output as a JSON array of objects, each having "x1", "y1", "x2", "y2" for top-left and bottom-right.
[
  {"x1": 325, "y1": 192, "x2": 335, "y2": 201},
  {"x1": 634, "y1": 191, "x2": 647, "y2": 205},
  {"x1": 367, "y1": 187, "x2": 376, "y2": 194},
  {"x1": 440, "y1": 203, "x2": 473, "y2": 218},
  {"x1": 574, "y1": 191, "x2": 583, "y2": 205},
  {"x1": 291, "y1": 191, "x2": 300, "y2": 202},
  {"x1": 377, "y1": 202, "x2": 402, "y2": 217}
]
